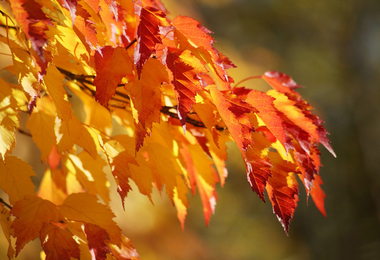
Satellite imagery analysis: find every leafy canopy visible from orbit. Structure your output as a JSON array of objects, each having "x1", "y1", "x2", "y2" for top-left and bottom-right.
[{"x1": 0, "y1": 0, "x2": 335, "y2": 259}]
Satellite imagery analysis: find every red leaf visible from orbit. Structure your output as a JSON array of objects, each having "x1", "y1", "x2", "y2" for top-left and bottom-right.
[
  {"x1": 140, "y1": 0, "x2": 168, "y2": 13},
  {"x1": 165, "y1": 49, "x2": 208, "y2": 127},
  {"x1": 84, "y1": 223, "x2": 111, "y2": 260},
  {"x1": 40, "y1": 222, "x2": 80, "y2": 260},
  {"x1": 309, "y1": 174, "x2": 326, "y2": 217},
  {"x1": 244, "y1": 132, "x2": 272, "y2": 201},
  {"x1": 94, "y1": 46, "x2": 133, "y2": 107},
  {"x1": 134, "y1": 6, "x2": 167, "y2": 77},
  {"x1": 266, "y1": 153, "x2": 299, "y2": 234}
]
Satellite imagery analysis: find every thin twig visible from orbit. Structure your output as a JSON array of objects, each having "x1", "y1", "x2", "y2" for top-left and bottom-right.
[
  {"x1": 0, "y1": 198, "x2": 12, "y2": 210},
  {"x1": 18, "y1": 128, "x2": 32, "y2": 137}
]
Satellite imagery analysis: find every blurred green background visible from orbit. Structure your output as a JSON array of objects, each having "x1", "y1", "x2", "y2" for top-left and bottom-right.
[{"x1": 2, "y1": 0, "x2": 380, "y2": 259}]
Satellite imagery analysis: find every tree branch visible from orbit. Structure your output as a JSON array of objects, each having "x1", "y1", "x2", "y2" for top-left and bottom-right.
[{"x1": 57, "y1": 67, "x2": 226, "y2": 131}]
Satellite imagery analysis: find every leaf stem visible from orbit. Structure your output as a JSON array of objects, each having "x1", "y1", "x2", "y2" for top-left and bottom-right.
[{"x1": 233, "y1": 75, "x2": 262, "y2": 88}]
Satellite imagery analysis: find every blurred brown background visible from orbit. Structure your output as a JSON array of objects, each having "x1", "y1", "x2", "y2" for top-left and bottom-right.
[{"x1": 2, "y1": 0, "x2": 380, "y2": 259}]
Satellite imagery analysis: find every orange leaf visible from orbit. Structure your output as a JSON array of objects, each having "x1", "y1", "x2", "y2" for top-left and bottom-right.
[
  {"x1": 59, "y1": 193, "x2": 122, "y2": 246},
  {"x1": 125, "y1": 57, "x2": 169, "y2": 150},
  {"x1": 11, "y1": 195, "x2": 61, "y2": 254},
  {"x1": 94, "y1": 46, "x2": 134, "y2": 107},
  {"x1": 40, "y1": 222, "x2": 80, "y2": 260},
  {"x1": 172, "y1": 16, "x2": 234, "y2": 87},
  {"x1": 309, "y1": 174, "x2": 326, "y2": 217},
  {"x1": 0, "y1": 156, "x2": 36, "y2": 205}
]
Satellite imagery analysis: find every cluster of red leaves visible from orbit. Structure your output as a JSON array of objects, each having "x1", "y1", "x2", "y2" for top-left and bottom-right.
[{"x1": 0, "y1": 0, "x2": 334, "y2": 259}]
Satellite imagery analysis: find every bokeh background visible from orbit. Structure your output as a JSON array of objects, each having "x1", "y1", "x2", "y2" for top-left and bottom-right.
[{"x1": 2, "y1": 0, "x2": 380, "y2": 259}]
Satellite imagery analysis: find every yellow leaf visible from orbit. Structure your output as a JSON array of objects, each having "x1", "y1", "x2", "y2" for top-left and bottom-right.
[
  {"x1": 66, "y1": 152, "x2": 110, "y2": 205},
  {"x1": 59, "y1": 193, "x2": 122, "y2": 246},
  {"x1": 103, "y1": 136, "x2": 152, "y2": 205},
  {"x1": 0, "y1": 156, "x2": 36, "y2": 205},
  {"x1": 43, "y1": 65, "x2": 72, "y2": 121},
  {"x1": 37, "y1": 169, "x2": 67, "y2": 205},
  {"x1": 26, "y1": 110, "x2": 56, "y2": 160},
  {"x1": 11, "y1": 195, "x2": 61, "y2": 254},
  {"x1": 0, "y1": 204, "x2": 14, "y2": 259},
  {"x1": 0, "y1": 79, "x2": 19, "y2": 159},
  {"x1": 56, "y1": 114, "x2": 97, "y2": 158}
]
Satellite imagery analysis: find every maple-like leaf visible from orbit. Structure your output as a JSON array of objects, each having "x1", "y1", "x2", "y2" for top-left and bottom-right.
[
  {"x1": 0, "y1": 156, "x2": 36, "y2": 205},
  {"x1": 11, "y1": 195, "x2": 61, "y2": 254},
  {"x1": 40, "y1": 222, "x2": 80, "y2": 260},
  {"x1": 94, "y1": 46, "x2": 134, "y2": 107}
]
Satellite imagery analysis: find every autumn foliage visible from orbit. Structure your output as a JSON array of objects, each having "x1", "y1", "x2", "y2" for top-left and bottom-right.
[{"x1": 0, "y1": 0, "x2": 335, "y2": 259}]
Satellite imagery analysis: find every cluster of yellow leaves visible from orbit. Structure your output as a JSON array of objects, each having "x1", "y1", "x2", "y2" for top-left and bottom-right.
[{"x1": 0, "y1": 0, "x2": 334, "y2": 259}]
